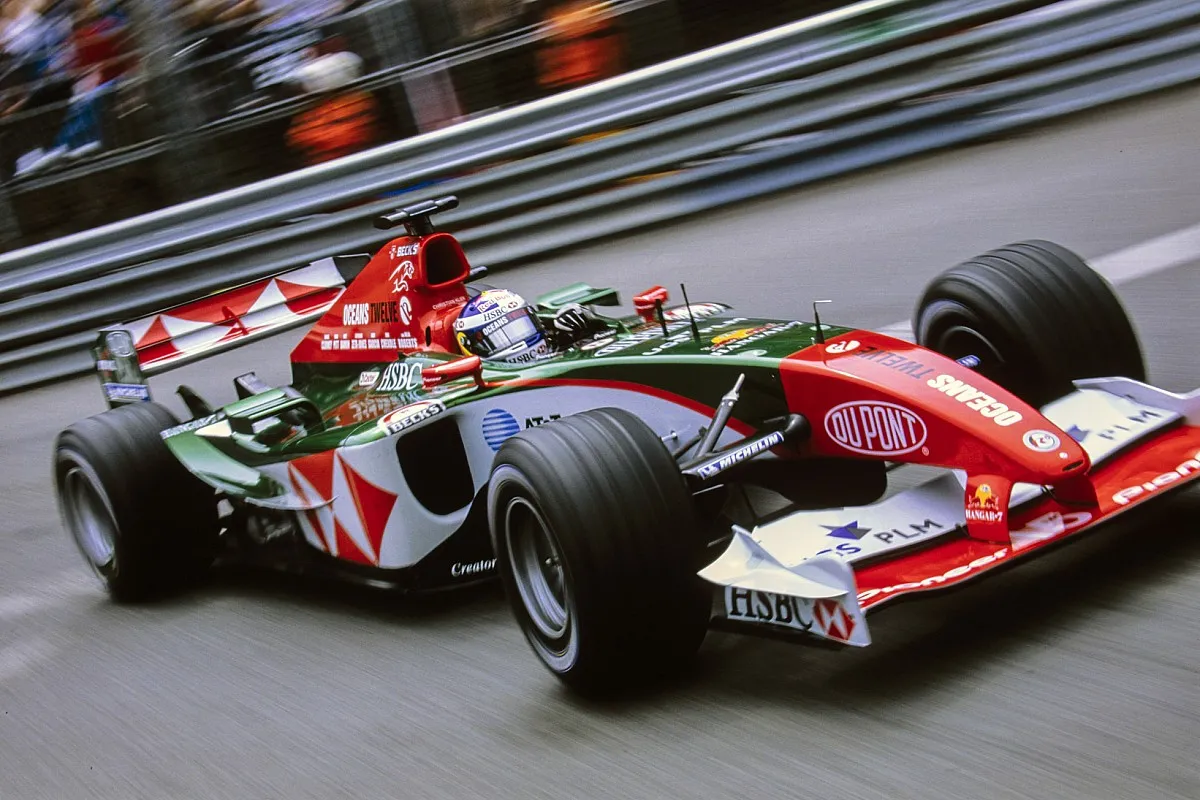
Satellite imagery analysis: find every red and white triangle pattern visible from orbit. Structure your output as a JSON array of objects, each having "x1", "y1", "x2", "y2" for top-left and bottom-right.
[
  {"x1": 286, "y1": 449, "x2": 398, "y2": 566},
  {"x1": 813, "y1": 598, "x2": 856, "y2": 643},
  {"x1": 124, "y1": 260, "x2": 345, "y2": 373}
]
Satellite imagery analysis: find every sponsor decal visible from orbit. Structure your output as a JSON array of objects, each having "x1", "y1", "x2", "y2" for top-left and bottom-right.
[
  {"x1": 357, "y1": 370, "x2": 380, "y2": 388},
  {"x1": 579, "y1": 336, "x2": 616, "y2": 351},
  {"x1": 482, "y1": 408, "x2": 521, "y2": 451},
  {"x1": 373, "y1": 360, "x2": 426, "y2": 393},
  {"x1": 726, "y1": 590, "x2": 860, "y2": 643},
  {"x1": 102, "y1": 383, "x2": 150, "y2": 403},
  {"x1": 389, "y1": 260, "x2": 415, "y2": 295},
  {"x1": 822, "y1": 520, "x2": 871, "y2": 540},
  {"x1": 398, "y1": 296, "x2": 413, "y2": 326},
  {"x1": 593, "y1": 327, "x2": 672, "y2": 356},
  {"x1": 450, "y1": 558, "x2": 497, "y2": 578},
  {"x1": 1067, "y1": 408, "x2": 1165, "y2": 443},
  {"x1": 338, "y1": 393, "x2": 419, "y2": 425},
  {"x1": 379, "y1": 400, "x2": 444, "y2": 435},
  {"x1": 695, "y1": 431, "x2": 786, "y2": 479},
  {"x1": 319, "y1": 332, "x2": 419, "y2": 351},
  {"x1": 501, "y1": 340, "x2": 554, "y2": 364},
  {"x1": 824, "y1": 400, "x2": 928, "y2": 456},
  {"x1": 390, "y1": 242, "x2": 420, "y2": 259},
  {"x1": 455, "y1": 291, "x2": 524, "y2": 329},
  {"x1": 826, "y1": 339, "x2": 860, "y2": 354},
  {"x1": 1011, "y1": 510, "x2": 1092, "y2": 551},
  {"x1": 857, "y1": 548, "x2": 1010, "y2": 601},
  {"x1": 161, "y1": 412, "x2": 227, "y2": 438},
  {"x1": 813, "y1": 518, "x2": 945, "y2": 559},
  {"x1": 1023, "y1": 429, "x2": 1061, "y2": 453},
  {"x1": 966, "y1": 483, "x2": 1003, "y2": 523},
  {"x1": 482, "y1": 314, "x2": 513, "y2": 336},
  {"x1": 343, "y1": 301, "x2": 403, "y2": 327},
  {"x1": 525, "y1": 414, "x2": 561, "y2": 428},
  {"x1": 1112, "y1": 450, "x2": 1200, "y2": 505},
  {"x1": 712, "y1": 326, "x2": 768, "y2": 347},
  {"x1": 709, "y1": 320, "x2": 804, "y2": 356},
  {"x1": 871, "y1": 518, "x2": 945, "y2": 546},
  {"x1": 813, "y1": 598, "x2": 857, "y2": 642},
  {"x1": 956, "y1": 354, "x2": 982, "y2": 369},
  {"x1": 724, "y1": 587, "x2": 815, "y2": 632},
  {"x1": 854, "y1": 346, "x2": 936, "y2": 381},
  {"x1": 927, "y1": 374, "x2": 1023, "y2": 426},
  {"x1": 590, "y1": 317, "x2": 751, "y2": 357},
  {"x1": 642, "y1": 330, "x2": 696, "y2": 357},
  {"x1": 95, "y1": 359, "x2": 117, "y2": 371},
  {"x1": 661, "y1": 303, "x2": 729, "y2": 322}
]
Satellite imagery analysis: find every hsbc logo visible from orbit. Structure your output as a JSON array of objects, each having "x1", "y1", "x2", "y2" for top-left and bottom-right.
[{"x1": 824, "y1": 400, "x2": 928, "y2": 457}]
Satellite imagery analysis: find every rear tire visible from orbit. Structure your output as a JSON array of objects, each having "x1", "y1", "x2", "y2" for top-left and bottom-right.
[
  {"x1": 914, "y1": 240, "x2": 1146, "y2": 408},
  {"x1": 53, "y1": 403, "x2": 219, "y2": 602},
  {"x1": 488, "y1": 407, "x2": 711, "y2": 695}
]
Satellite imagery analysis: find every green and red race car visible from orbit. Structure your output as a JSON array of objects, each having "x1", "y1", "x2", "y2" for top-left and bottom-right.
[{"x1": 54, "y1": 195, "x2": 1200, "y2": 694}]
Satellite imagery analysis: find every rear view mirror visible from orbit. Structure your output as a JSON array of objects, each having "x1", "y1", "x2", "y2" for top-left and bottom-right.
[{"x1": 423, "y1": 356, "x2": 485, "y2": 390}]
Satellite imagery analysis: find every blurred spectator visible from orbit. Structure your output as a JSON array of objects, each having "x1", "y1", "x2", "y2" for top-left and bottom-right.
[
  {"x1": 255, "y1": 0, "x2": 348, "y2": 31},
  {"x1": 535, "y1": 1, "x2": 623, "y2": 90},
  {"x1": 2, "y1": 0, "x2": 75, "y2": 114},
  {"x1": 284, "y1": 48, "x2": 379, "y2": 165},
  {"x1": 12, "y1": 0, "x2": 136, "y2": 176}
]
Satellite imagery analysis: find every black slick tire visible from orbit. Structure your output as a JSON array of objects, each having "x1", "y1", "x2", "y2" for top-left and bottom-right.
[
  {"x1": 914, "y1": 239, "x2": 1146, "y2": 408},
  {"x1": 487, "y1": 407, "x2": 711, "y2": 695},
  {"x1": 53, "y1": 402, "x2": 219, "y2": 603}
]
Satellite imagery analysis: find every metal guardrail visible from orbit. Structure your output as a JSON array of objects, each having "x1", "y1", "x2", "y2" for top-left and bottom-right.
[
  {"x1": 2, "y1": 0, "x2": 1199, "y2": 395},
  {"x1": 0, "y1": 0, "x2": 930, "y2": 279}
]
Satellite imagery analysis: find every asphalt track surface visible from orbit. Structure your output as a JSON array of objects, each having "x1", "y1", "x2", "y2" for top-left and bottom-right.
[{"x1": 2, "y1": 87, "x2": 1199, "y2": 800}]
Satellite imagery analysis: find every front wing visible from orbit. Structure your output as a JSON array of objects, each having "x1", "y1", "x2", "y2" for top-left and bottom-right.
[{"x1": 701, "y1": 377, "x2": 1200, "y2": 647}]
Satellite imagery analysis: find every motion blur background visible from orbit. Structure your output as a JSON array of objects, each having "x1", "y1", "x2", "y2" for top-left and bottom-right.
[{"x1": 0, "y1": 0, "x2": 836, "y2": 246}]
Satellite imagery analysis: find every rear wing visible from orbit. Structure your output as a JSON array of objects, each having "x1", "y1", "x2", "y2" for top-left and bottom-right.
[{"x1": 92, "y1": 256, "x2": 366, "y2": 408}]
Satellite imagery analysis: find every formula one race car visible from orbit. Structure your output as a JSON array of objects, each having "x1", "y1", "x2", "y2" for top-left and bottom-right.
[{"x1": 54, "y1": 196, "x2": 1199, "y2": 695}]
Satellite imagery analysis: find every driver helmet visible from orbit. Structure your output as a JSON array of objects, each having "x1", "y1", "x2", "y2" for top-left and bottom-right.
[{"x1": 453, "y1": 289, "x2": 554, "y2": 364}]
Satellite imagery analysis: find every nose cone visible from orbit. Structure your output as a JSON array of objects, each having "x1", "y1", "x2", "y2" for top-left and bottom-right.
[{"x1": 790, "y1": 332, "x2": 1092, "y2": 482}]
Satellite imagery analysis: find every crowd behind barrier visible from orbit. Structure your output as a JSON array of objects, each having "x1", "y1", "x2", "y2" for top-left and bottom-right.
[
  {"x1": 0, "y1": 0, "x2": 849, "y2": 248},
  {"x1": 2, "y1": 0, "x2": 1196, "y2": 394}
]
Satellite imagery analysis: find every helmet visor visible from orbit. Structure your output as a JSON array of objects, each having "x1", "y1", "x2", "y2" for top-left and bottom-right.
[{"x1": 462, "y1": 308, "x2": 544, "y2": 356}]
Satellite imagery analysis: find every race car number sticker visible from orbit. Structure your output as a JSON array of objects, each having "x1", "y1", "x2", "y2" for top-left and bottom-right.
[{"x1": 379, "y1": 400, "x2": 444, "y2": 436}]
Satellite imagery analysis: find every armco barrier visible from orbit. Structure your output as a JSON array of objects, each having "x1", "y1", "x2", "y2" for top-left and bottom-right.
[
  {"x1": 1, "y1": 0, "x2": 1199, "y2": 395},
  {"x1": 0, "y1": 0, "x2": 933, "y2": 278}
]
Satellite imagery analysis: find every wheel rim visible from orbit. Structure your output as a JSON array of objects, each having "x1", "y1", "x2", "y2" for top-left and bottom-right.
[
  {"x1": 60, "y1": 460, "x2": 117, "y2": 576},
  {"x1": 930, "y1": 320, "x2": 1010, "y2": 386},
  {"x1": 505, "y1": 497, "x2": 569, "y2": 640}
]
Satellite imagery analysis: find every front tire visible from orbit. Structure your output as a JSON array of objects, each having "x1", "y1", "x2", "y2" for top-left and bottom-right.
[
  {"x1": 488, "y1": 408, "x2": 711, "y2": 695},
  {"x1": 54, "y1": 402, "x2": 218, "y2": 602},
  {"x1": 915, "y1": 240, "x2": 1146, "y2": 408}
]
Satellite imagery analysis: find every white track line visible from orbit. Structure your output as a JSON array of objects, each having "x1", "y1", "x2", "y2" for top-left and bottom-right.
[{"x1": 878, "y1": 222, "x2": 1200, "y2": 339}]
